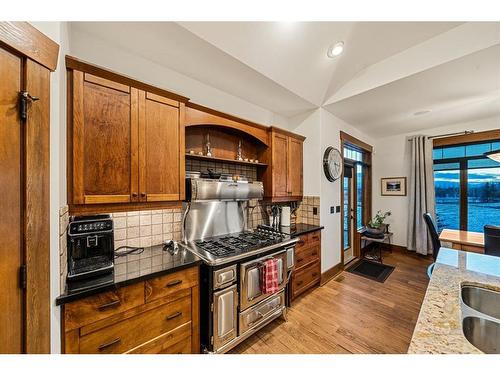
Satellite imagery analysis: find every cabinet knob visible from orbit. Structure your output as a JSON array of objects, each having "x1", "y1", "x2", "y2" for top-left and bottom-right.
[
  {"x1": 132, "y1": 192, "x2": 138, "y2": 198},
  {"x1": 141, "y1": 192, "x2": 147, "y2": 198}
]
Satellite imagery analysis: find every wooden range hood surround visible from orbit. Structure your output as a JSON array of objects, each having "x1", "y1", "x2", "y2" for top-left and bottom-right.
[{"x1": 185, "y1": 102, "x2": 269, "y2": 146}]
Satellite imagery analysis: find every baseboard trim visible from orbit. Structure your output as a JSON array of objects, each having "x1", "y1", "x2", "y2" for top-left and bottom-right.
[
  {"x1": 387, "y1": 244, "x2": 408, "y2": 253},
  {"x1": 321, "y1": 262, "x2": 343, "y2": 285}
]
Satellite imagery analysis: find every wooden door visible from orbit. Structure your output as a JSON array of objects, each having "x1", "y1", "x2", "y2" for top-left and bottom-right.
[
  {"x1": 288, "y1": 137, "x2": 303, "y2": 197},
  {"x1": 272, "y1": 132, "x2": 288, "y2": 197},
  {"x1": 72, "y1": 72, "x2": 139, "y2": 204},
  {"x1": 139, "y1": 92, "x2": 182, "y2": 202},
  {"x1": 0, "y1": 46, "x2": 23, "y2": 354},
  {"x1": 24, "y1": 59, "x2": 51, "y2": 353}
]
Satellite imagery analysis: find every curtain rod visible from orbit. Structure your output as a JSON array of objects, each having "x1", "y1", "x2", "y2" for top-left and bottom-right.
[{"x1": 407, "y1": 130, "x2": 474, "y2": 141}]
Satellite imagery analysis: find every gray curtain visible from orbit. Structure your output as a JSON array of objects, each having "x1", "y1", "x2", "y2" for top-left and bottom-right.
[{"x1": 407, "y1": 135, "x2": 436, "y2": 255}]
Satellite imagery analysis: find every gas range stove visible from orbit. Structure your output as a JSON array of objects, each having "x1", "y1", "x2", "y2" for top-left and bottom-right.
[{"x1": 181, "y1": 225, "x2": 298, "y2": 266}]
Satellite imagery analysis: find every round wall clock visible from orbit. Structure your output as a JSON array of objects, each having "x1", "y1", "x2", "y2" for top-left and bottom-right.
[{"x1": 323, "y1": 146, "x2": 343, "y2": 182}]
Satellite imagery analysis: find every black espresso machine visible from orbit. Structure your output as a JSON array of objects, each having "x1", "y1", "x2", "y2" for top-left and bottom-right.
[{"x1": 66, "y1": 214, "x2": 114, "y2": 291}]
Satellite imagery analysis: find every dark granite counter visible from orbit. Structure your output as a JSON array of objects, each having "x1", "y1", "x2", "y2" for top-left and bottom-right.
[
  {"x1": 56, "y1": 245, "x2": 202, "y2": 305},
  {"x1": 279, "y1": 223, "x2": 324, "y2": 237}
]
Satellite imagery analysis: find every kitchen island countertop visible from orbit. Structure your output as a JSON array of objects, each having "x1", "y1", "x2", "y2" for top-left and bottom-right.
[{"x1": 408, "y1": 247, "x2": 500, "y2": 354}]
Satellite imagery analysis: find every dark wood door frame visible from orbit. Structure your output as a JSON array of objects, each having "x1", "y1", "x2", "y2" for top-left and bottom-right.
[{"x1": 0, "y1": 21, "x2": 59, "y2": 354}]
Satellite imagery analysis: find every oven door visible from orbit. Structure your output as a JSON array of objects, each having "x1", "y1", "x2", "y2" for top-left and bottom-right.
[
  {"x1": 239, "y1": 250, "x2": 287, "y2": 311},
  {"x1": 213, "y1": 284, "x2": 238, "y2": 351}
]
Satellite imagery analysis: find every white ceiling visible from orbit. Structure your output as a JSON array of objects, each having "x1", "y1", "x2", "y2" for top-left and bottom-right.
[
  {"x1": 69, "y1": 21, "x2": 500, "y2": 137},
  {"x1": 325, "y1": 43, "x2": 500, "y2": 137}
]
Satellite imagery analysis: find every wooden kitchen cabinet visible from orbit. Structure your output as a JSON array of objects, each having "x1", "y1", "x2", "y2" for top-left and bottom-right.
[
  {"x1": 261, "y1": 127, "x2": 304, "y2": 201},
  {"x1": 67, "y1": 56, "x2": 188, "y2": 212},
  {"x1": 291, "y1": 230, "x2": 321, "y2": 300},
  {"x1": 139, "y1": 92, "x2": 185, "y2": 202},
  {"x1": 61, "y1": 266, "x2": 200, "y2": 354}
]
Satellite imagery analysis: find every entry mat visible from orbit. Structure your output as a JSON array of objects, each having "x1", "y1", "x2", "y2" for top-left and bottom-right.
[{"x1": 345, "y1": 259, "x2": 395, "y2": 283}]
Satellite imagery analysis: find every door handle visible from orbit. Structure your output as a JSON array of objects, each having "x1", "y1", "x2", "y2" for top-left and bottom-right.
[
  {"x1": 98, "y1": 337, "x2": 121, "y2": 351},
  {"x1": 166, "y1": 279, "x2": 182, "y2": 287},
  {"x1": 166, "y1": 311, "x2": 182, "y2": 320},
  {"x1": 97, "y1": 300, "x2": 121, "y2": 311}
]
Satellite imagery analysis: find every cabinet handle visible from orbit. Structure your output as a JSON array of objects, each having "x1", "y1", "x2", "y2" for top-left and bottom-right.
[
  {"x1": 166, "y1": 279, "x2": 182, "y2": 287},
  {"x1": 296, "y1": 281, "x2": 303, "y2": 286},
  {"x1": 141, "y1": 192, "x2": 147, "y2": 198},
  {"x1": 166, "y1": 311, "x2": 182, "y2": 320},
  {"x1": 298, "y1": 240, "x2": 305, "y2": 246},
  {"x1": 98, "y1": 337, "x2": 121, "y2": 351},
  {"x1": 312, "y1": 272, "x2": 318, "y2": 277},
  {"x1": 297, "y1": 258, "x2": 304, "y2": 263},
  {"x1": 97, "y1": 300, "x2": 121, "y2": 311},
  {"x1": 132, "y1": 192, "x2": 138, "y2": 198}
]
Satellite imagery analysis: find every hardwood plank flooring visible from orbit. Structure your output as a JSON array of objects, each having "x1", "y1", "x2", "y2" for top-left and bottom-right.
[{"x1": 230, "y1": 250, "x2": 432, "y2": 354}]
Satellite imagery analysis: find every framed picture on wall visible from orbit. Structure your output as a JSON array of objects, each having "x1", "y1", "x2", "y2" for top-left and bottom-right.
[{"x1": 381, "y1": 177, "x2": 407, "y2": 196}]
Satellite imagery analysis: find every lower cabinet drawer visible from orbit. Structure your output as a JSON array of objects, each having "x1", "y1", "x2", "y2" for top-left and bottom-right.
[
  {"x1": 145, "y1": 267, "x2": 199, "y2": 303},
  {"x1": 79, "y1": 294, "x2": 192, "y2": 354},
  {"x1": 64, "y1": 282, "x2": 145, "y2": 331},
  {"x1": 127, "y1": 321, "x2": 191, "y2": 354},
  {"x1": 295, "y1": 245, "x2": 320, "y2": 270},
  {"x1": 292, "y1": 261, "x2": 320, "y2": 299},
  {"x1": 161, "y1": 337, "x2": 192, "y2": 354}
]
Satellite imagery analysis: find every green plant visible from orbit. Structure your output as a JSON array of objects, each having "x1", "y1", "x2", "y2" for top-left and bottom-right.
[{"x1": 368, "y1": 210, "x2": 391, "y2": 229}]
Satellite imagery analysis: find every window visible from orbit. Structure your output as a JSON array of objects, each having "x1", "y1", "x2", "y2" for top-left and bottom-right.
[
  {"x1": 433, "y1": 139, "x2": 500, "y2": 233},
  {"x1": 356, "y1": 164, "x2": 364, "y2": 230}
]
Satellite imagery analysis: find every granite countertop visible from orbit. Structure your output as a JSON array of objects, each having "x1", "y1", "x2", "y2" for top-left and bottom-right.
[
  {"x1": 408, "y1": 247, "x2": 500, "y2": 354},
  {"x1": 279, "y1": 223, "x2": 324, "y2": 237},
  {"x1": 56, "y1": 244, "x2": 202, "y2": 305}
]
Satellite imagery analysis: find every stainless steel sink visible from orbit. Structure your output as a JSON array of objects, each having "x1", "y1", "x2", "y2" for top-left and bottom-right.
[
  {"x1": 461, "y1": 285, "x2": 500, "y2": 320},
  {"x1": 462, "y1": 317, "x2": 500, "y2": 354}
]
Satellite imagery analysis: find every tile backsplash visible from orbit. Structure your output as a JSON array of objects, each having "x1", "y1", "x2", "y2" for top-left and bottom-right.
[
  {"x1": 186, "y1": 158, "x2": 258, "y2": 181},
  {"x1": 58, "y1": 196, "x2": 320, "y2": 290},
  {"x1": 296, "y1": 196, "x2": 320, "y2": 226},
  {"x1": 112, "y1": 208, "x2": 183, "y2": 251}
]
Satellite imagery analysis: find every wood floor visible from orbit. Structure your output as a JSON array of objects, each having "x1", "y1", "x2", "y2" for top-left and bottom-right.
[{"x1": 230, "y1": 249, "x2": 432, "y2": 354}]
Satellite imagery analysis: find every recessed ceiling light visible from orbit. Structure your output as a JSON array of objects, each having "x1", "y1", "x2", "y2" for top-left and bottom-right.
[
  {"x1": 413, "y1": 110, "x2": 431, "y2": 116},
  {"x1": 327, "y1": 41, "x2": 344, "y2": 58}
]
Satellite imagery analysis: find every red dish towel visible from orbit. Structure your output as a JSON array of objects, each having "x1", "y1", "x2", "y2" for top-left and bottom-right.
[{"x1": 261, "y1": 259, "x2": 279, "y2": 294}]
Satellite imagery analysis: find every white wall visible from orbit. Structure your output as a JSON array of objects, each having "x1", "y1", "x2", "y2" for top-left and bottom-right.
[
  {"x1": 288, "y1": 108, "x2": 375, "y2": 272},
  {"x1": 372, "y1": 115, "x2": 500, "y2": 247},
  {"x1": 69, "y1": 26, "x2": 289, "y2": 129}
]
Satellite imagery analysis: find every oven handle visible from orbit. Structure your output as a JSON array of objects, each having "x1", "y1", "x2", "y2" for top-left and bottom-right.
[{"x1": 240, "y1": 249, "x2": 286, "y2": 285}]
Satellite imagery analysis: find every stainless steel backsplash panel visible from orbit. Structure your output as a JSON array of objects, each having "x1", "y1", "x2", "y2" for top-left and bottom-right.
[{"x1": 183, "y1": 201, "x2": 246, "y2": 241}]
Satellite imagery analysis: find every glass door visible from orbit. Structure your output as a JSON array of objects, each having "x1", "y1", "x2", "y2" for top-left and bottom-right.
[{"x1": 343, "y1": 165, "x2": 355, "y2": 264}]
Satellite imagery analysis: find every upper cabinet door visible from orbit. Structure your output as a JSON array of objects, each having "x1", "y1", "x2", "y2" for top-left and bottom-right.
[
  {"x1": 72, "y1": 72, "x2": 139, "y2": 204},
  {"x1": 288, "y1": 137, "x2": 303, "y2": 197},
  {"x1": 272, "y1": 132, "x2": 289, "y2": 197},
  {"x1": 138, "y1": 92, "x2": 184, "y2": 202}
]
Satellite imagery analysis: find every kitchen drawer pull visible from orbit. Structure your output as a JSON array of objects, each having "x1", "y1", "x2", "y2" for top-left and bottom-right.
[
  {"x1": 296, "y1": 281, "x2": 303, "y2": 286},
  {"x1": 297, "y1": 257, "x2": 304, "y2": 263},
  {"x1": 97, "y1": 300, "x2": 121, "y2": 311},
  {"x1": 166, "y1": 279, "x2": 183, "y2": 287},
  {"x1": 297, "y1": 240, "x2": 305, "y2": 246},
  {"x1": 312, "y1": 236, "x2": 320, "y2": 241},
  {"x1": 312, "y1": 272, "x2": 318, "y2": 277},
  {"x1": 166, "y1": 311, "x2": 182, "y2": 320},
  {"x1": 98, "y1": 337, "x2": 121, "y2": 351}
]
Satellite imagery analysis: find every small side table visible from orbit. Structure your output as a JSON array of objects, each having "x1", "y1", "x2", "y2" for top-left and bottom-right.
[{"x1": 360, "y1": 232, "x2": 393, "y2": 263}]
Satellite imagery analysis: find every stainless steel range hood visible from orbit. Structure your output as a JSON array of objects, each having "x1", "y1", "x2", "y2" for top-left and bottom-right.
[{"x1": 186, "y1": 178, "x2": 263, "y2": 202}]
